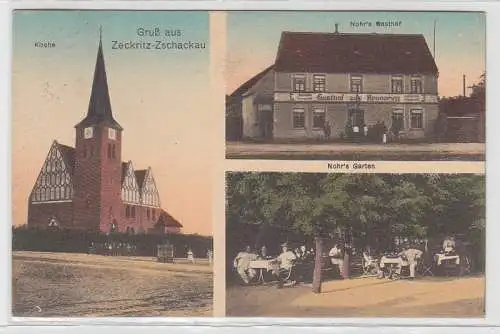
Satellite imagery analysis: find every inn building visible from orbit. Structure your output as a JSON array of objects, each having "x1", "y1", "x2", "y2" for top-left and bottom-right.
[
  {"x1": 229, "y1": 30, "x2": 439, "y2": 140},
  {"x1": 27, "y1": 34, "x2": 182, "y2": 234}
]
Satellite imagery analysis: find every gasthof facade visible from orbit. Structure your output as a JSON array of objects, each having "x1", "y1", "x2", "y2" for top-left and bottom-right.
[{"x1": 232, "y1": 31, "x2": 440, "y2": 141}]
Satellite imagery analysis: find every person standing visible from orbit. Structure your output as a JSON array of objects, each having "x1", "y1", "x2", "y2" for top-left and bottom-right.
[
  {"x1": 187, "y1": 248, "x2": 195, "y2": 264},
  {"x1": 329, "y1": 243, "x2": 344, "y2": 278}
]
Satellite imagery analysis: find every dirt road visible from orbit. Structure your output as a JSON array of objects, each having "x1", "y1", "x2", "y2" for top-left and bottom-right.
[
  {"x1": 226, "y1": 142, "x2": 485, "y2": 161},
  {"x1": 12, "y1": 251, "x2": 213, "y2": 317},
  {"x1": 226, "y1": 276, "x2": 485, "y2": 317}
]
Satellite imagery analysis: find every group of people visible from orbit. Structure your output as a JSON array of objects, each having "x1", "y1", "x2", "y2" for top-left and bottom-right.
[
  {"x1": 233, "y1": 243, "x2": 315, "y2": 287},
  {"x1": 233, "y1": 236, "x2": 463, "y2": 286}
]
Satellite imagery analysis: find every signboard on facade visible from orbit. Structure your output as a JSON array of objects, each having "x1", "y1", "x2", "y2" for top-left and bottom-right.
[{"x1": 274, "y1": 92, "x2": 438, "y2": 104}]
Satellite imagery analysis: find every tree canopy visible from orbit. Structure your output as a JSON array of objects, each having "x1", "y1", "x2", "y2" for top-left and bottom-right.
[{"x1": 226, "y1": 173, "x2": 485, "y2": 248}]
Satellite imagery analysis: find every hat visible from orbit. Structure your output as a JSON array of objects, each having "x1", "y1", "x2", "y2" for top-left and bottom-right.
[{"x1": 280, "y1": 242, "x2": 289, "y2": 247}]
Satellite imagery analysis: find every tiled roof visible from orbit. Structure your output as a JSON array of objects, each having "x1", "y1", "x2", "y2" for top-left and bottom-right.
[
  {"x1": 229, "y1": 65, "x2": 274, "y2": 98},
  {"x1": 156, "y1": 210, "x2": 183, "y2": 228},
  {"x1": 275, "y1": 32, "x2": 438, "y2": 74},
  {"x1": 57, "y1": 143, "x2": 76, "y2": 173},
  {"x1": 134, "y1": 170, "x2": 147, "y2": 189}
]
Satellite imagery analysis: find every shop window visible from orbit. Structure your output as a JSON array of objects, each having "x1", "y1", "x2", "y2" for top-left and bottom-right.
[
  {"x1": 348, "y1": 109, "x2": 365, "y2": 127},
  {"x1": 391, "y1": 76, "x2": 403, "y2": 93},
  {"x1": 350, "y1": 75, "x2": 363, "y2": 93},
  {"x1": 410, "y1": 76, "x2": 423, "y2": 93},
  {"x1": 410, "y1": 109, "x2": 423, "y2": 129},
  {"x1": 293, "y1": 74, "x2": 306, "y2": 92},
  {"x1": 313, "y1": 108, "x2": 325, "y2": 128},
  {"x1": 391, "y1": 109, "x2": 404, "y2": 133},
  {"x1": 292, "y1": 109, "x2": 305, "y2": 129},
  {"x1": 313, "y1": 74, "x2": 326, "y2": 92}
]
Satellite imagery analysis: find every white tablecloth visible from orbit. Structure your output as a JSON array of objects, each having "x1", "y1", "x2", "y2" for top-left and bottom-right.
[
  {"x1": 249, "y1": 259, "x2": 278, "y2": 271},
  {"x1": 435, "y1": 253, "x2": 460, "y2": 266},
  {"x1": 379, "y1": 256, "x2": 408, "y2": 268}
]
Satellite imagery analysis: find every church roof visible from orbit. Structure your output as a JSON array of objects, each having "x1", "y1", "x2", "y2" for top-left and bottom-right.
[
  {"x1": 75, "y1": 32, "x2": 123, "y2": 130},
  {"x1": 57, "y1": 142, "x2": 76, "y2": 173},
  {"x1": 156, "y1": 210, "x2": 183, "y2": 228},
  {"x1": 134, "y1": 170, "x2": 147, "y2": 188}
]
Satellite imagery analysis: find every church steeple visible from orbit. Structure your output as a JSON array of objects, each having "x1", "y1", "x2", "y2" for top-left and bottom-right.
[{"x1": 76, "y1": 27, "x2": 123, "y2": 130}]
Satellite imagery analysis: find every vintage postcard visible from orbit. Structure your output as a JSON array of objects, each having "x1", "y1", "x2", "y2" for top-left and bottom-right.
[
  {"x1": 225, "y1": 11, "x2": 486, "y2": 161},
  {"x1": 11, "y1": 10, "x2": 213, "y2": 317},
  {"x1": 226, "y1": 172, "x2": 485, "y2": 317}
]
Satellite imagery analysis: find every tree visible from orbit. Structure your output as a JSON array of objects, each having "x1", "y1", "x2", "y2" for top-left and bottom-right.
[{"x1": 226, "y1": 173, "x2": 485, "y2": 292}]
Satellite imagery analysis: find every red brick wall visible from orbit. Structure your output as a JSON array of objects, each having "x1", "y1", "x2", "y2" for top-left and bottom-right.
[
  {"x1": 119, "y1": 203, "x2": 161, "y2": 233},
  {"x1": 72, "y1": 126, "x2": 102, "y2": 230},
  {"x1": 27, "y1": 201, "x2": 73, "y2": 229},
  {"x1": 98, "y1": 127, "x2": 123, "y2": 232}
]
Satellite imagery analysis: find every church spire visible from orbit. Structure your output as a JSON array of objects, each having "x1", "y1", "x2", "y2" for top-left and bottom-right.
[{"x1": 76, "y1": 27, "x2": 123, "y2": 130}]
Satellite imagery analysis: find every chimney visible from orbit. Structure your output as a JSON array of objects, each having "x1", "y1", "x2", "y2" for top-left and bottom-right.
[{"x1": 334, "y1": 23, "x2": 339, "y2": 34}]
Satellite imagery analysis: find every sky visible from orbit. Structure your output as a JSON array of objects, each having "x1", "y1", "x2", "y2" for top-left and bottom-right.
[
  {"x1": 12, "y1": 10, "x2": 213, "y2": 236},
  {"x1": 227, "y1": 11, "x2": 486, "y2": 97}
]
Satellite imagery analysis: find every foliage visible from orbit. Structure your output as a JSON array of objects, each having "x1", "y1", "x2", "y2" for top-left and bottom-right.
[
  {"x1": 12, "y1": 226, "x2": 213, "y2": 258},
  {"x1": 226, "y1": 173, "x2": 485, "y2": 251}
]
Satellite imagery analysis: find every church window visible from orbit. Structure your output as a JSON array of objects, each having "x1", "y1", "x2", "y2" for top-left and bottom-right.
[
  {"x1": 50, "y1": 188, "x2": 55, "y2": 200},
  {"x1": 61, "y1": 187, "x2": 65, "y2": 199},
  {"x1": 147, "y1": 208, "x2": 150, "y2": 219},
  {"x1": 131, "y1": 206, "x2": 136, "y2": 218},
  {"x1": 126, "y1": 205, "x2": 130, "y2": 217},
  {"x1": 51, "y1": 174, "x2": 55, "y2": 184},
  {"x1": 56, "y1": 174, "x2": 60, "y2": 184}
]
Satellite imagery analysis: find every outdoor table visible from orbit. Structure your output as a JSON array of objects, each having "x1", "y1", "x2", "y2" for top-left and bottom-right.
[
  {"x1": 379, "y1": 256, "x2": 408, "y2": 277},
  {"x1": 249, "y1": 259, "x2": 279, "y2": 283},
  {"x1": 435, "y1": 253, "x2": 460, "y2": 266}
]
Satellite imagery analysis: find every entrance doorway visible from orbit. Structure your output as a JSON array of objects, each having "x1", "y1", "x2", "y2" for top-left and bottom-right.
[{"x1": 258, "y1": 105, "x2": 274, "y2": 140}]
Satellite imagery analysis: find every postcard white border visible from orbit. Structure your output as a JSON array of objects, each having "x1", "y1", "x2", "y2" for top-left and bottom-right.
[{"x1": 2, "y1": 0, "x2": 500, "y2": 331}]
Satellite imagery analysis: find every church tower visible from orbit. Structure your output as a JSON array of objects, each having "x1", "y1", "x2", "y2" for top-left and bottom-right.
[{"x1": 73, "y1": 29, "x2": 123, "y2": 232}]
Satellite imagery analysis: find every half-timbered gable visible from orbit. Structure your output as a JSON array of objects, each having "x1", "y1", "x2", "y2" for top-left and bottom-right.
[
  {"x1": 121, "y1": 161, "x2": 141, "y2": 204},
  {"x1": 138, "y1": 168, "x2": 161, "y2": 208},
  {"x1": 30, "y1": 141, "x2": 74, "y2": 203}
]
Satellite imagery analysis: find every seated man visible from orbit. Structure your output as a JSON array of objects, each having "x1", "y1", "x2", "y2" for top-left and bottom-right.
[
  {"x1": 273, "y1": 242, "x2": 297, "y2": 287},
  {"x1": 233, "y1": 246, "x2": 258, "y2": 285},
  {"x1": 395, "y1": 244, "x2": 423, "y2": 280},
  {"x1": 329, "y1": 243, "x2": 344, "y2": 277}
]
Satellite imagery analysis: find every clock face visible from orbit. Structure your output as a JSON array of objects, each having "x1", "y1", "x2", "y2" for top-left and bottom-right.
[
  {"x1": 108, "y1": 128, "x2": 116, "y2": 140},
  {"x1": 84, "y1": 127, "x2": 93, "y2": 139}
]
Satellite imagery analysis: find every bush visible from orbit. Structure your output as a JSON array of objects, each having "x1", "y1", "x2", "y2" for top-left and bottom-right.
[{"x1": 12, "y1": 226, "x2": 213, "y2": 258}]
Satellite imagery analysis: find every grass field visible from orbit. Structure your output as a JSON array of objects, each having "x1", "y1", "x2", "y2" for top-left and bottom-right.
[
  {"x1": 226, "y1": 142, "x2": 485, "y2": 161},
  {"x1": 12, "y1": 251, "x2": 213, "y2": 317},
  {"x1": 226, "y1": 275, "x2": 485, "y2": 317}
]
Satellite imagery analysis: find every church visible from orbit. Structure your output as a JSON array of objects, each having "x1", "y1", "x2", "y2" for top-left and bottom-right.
[{"x1": 26, "y1": 33, "x2": 182, "y2": 235}]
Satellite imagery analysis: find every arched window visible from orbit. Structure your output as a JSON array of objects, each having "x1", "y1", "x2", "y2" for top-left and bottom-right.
[
  {"x1": 125, "y1": 205, "x2": 130, "y2": 218},
  {"x1": 61, "y1": 187, "x2": 66, "y2": 199},
  {"x1": 131, "y1": 206, "x2": 136, "y2": 218}
]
